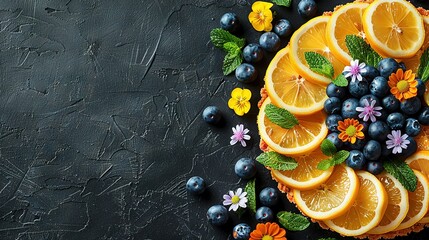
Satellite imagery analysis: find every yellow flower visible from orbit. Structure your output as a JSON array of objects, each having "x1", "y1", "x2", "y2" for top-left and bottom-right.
[
  {"x1": 388, "y1": 68, "x2": 418, "y2": 102},
  {"x1": 228, "y1": 88, "x2": 252, "y2": 116},
  {"x1": 338, "y1": 118, "x2": 364, "y2": 144},
  {"x1": 248, "y1": 1, "x2": 274, "y2": 32}
]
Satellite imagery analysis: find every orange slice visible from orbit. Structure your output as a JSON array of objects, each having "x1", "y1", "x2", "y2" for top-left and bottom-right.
[
  {"x1": 271, "y1": 148, "x2": 334, "y2": 191},
  {"x1": 257, "y1": 98, "x2": 328, "y2": 155},
  {"x1": 414, "y1": 125, "x2": 429, "y2": 151},
  {"x1": 289, "y1": 16, "x2": 345, "y2": 85},
  {"x1": 323, "y1": 171, "x2": 388, "y2": 237},
  {"x1": 293, "y1": 164, "x2": 359, "y2": 220},
  {"x1": 265, "y1": 46, "x2": 328, "y2": 116},
  {"x1": 326, "y1": 2, "x2": 369, "y2": 65},
  {"x1": 362, "y1": 0, "x2": 425, "y2": 58}
]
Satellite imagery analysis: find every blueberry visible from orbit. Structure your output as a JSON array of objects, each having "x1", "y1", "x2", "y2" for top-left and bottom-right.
[
  {"x1": 361, "y1": 65, "x2": 380, "y2": 81},
  {"x1": 397, "y1": 137, "x2": 417, "y2": 159},
  {"x1": 386, "y1": 112, "x2": 405, "y2": 130},
  {"x1": 220, "y1": 13, "x2": 240, "y2": 33},
  {"x1": 327, "y1": 132, "x2": 343, "y2": 150},
  {"x1": 359, "y1": 94, "x2": 381, "y2": 108},
  {"x1": 346, "y1": 150, "x2": 366, "y2": 170},
  {"x1": 348, "y1": 78, "x2": 369, "y2": 98},
  {"x1": 259, "y1": 187, "x2": 279, "y2": 207},
  {"x1": 274, "y1": 19, "x2": 292, "y2": 38},
  {"x1": 405, "y1": 118, "x2": 421, "y2": 137},
  {"x1": 360, "y1": 120, "x2": 370, "y2": 134},
  {"x1": 400, "y1": 97, "x2": 421, "y2": 115},
  {"x1": 326, "y1": 83, "x2": 347, "y2": 99},
  {"x1": 255, "y1": 206, "x2": 274, "y2": 222},
  {"x1": 378, "y1": 58, "x2": 400, "y2": 78},
  {"x1": 363, "y1": 140, "x2": 382, "y2": 161},
  {"x1": 235, "y1": 63, "x2": 258, "y2": 83},
  {"x1": 370, "y1": 76, "x2": 389, "y2": 98},
  {"x1": 341, "y1": 98, "x2": 360, "y2": 119},
  {"x1": 368, "y1": 121, "x2": 390, "y2": 142},
  {"x1": 382, "y1": 94, "x2": 400, "y2": 112},
  {"x1": 416, "y1": 78, "x2": 426, "y2": 97},
  {"x1": 186, "y1": 176, "x2": 206, "y2": 195},
  {"x1": 243, "y1": 43, "x2": 264, "y2": 63},
  {"x1": 259, "y1": 32, "x2": 281, "y2": 52},
  {"x1": 298, "y1": 0, "x2": 317, "y2": 18},
  {"x1": 418, "y1": 107, "x2": 429, "y2": 126},
  {"x1": 398, "y1": 62, "x2": 406, "y2": 71},
  {"x1": 346, "y1": 138, "x2": 366, "y2": 151},
  {"x1": 202, "y1": 106, "x2": 222, "y2": 125},
  {"x1": 207, "y1": 205, "x2": 228, "y2": 226},
  {"x1": 232, "y1": 223, "x2": 251, "y2": 240},
  {"x1": 324, "y1": 97, "x2": 342, "y2": 115},
  {"x1": 326, "y1": 114, "x2": 343, "y2": 132},
  {"x1": 381, "y1": 143, "x2": 391, "y2": 156},
  {"x1": 367, "y1": 161, "x2": 384, "y2": 175},
  {"x1": 234, "y1": 157, "x2": 257, "y2": 180}
]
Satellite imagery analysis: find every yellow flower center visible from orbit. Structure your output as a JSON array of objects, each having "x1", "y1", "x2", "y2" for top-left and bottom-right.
[
  {"x1": 231, "y1": 195, "x2": 240, "y2": 204},
  {"x1": 262, "y1": 236, "x2": 273, "y2": 240},
  {"x1": 397, "y1": 80, "x2": 409, "y2": 92},
  {"x1": 346, "y1": 125, "x2": 357, "y2": 137}
]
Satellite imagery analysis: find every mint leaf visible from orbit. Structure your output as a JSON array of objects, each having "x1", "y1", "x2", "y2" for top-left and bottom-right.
[
  {"x1": 321, "y1": 139, "x2": 337, "y2": 157},
  {"x1": 210, "y1": 28, "x2": 245, "y2": 49},
  {"x1": 332, "y1": 150, "x2": 350, "y2": 164},
  {"x1": 345, "y1": 35, "x2": 382, "y2": 67},
  {"x1": 272, "y1": 0, "x2": 292, "y2": 7},
  {"x1": 265, "y1": 104, "x2": 299, "y2": 129},
  {"x1": 317, "y1": 158, "x2": 334, "y2": 170},
  {"x1": 383, "y1": 159, "x2": 417, "y2": 192},
  {"x1": 222, "y1": 49, "x2": 242, "y2": 75},
  {"x1": 223, "y1": 42, "x2": 240, "y2": 52},
  {"x1": 418, "y1": 48, "x2": 429, "y2": 82},
  {"x1": 305, "y1": 52, "x2": 334, "y2": 78},
  {"x1": 256, "y1": 152, "x2": 298, "y2": 171},
  {"x1": 245, "y1": 179, "x2": 256, "y2": 214},
  {"x1": 332, "y1": 74, "x2": 348, "y2": 87},
  {"x1": 277, "y1": 211, "x2": 310, "y2": 231}
]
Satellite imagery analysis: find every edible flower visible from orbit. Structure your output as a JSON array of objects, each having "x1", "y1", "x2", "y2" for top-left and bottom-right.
[
  {"x1": 250, "y1": 222, "x2": 287, "y2": 240},
  {"x1": 386, "y1": 130, "x2": 410, "y2": 154},
  {"x1": 248, "y1": 1, "x2": 274, "y2": 32},
  {"x1": 388, "y1": 68, "x2": 418, "y2": 101},
  {"x1": 223, "y1": 188, "x2": 248, "y2": 211},
  {"x1": 337, "y1": 118, "x2": 365, "y2": 144},
  {"x1": 228, "y1": 88, "x2": 251, "y2": 116},
  {"x1": 356, "y1": 99, "x2": 382, "y2": 122},
  {"x1": 230, "y1": 124, "x2": 251, "y2": 147},
  {"x1": 343, "y1": 59, "x2": 366, "y2": 82}
]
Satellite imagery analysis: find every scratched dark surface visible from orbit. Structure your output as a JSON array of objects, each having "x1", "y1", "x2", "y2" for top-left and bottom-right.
[{"x1": 0, "y1": 0, "x2": 428, "y2": 239}]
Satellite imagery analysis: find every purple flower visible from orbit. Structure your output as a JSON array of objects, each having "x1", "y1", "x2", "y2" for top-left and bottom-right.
[
  {"x1": 230, "y1": 124, "x2": 250, "y2": 147},
  {"x1": 386, "y1": 130, "x2": 410, "y2": 154},
  {"x1": 223, "y1": 188, "x2": 248, "y2": 211},
  {"x1": 356, "y1": 99, "x2": 382, "y2": 122},
  {"x1": 343, "y1": 59, "x2": 367, "y2": 82}
]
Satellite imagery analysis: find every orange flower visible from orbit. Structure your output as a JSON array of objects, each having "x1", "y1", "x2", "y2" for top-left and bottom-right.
[
  {"x1": 388, "y1": 68, "x2": 418, "y2": 101},
  {"x1": 250, "y1": 222, "x2": 287, "y2": 240},
  {"x1": 337, "y1": 118, "x2": 364, "y2": 144}
]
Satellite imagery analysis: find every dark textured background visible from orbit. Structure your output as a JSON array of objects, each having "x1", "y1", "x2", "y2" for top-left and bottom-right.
[{"x1": 0, "y1": 0, "x2": 428, "y2": 239}]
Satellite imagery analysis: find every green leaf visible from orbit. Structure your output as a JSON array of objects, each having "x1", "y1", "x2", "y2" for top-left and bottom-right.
[
  {"x1": 332, "y1": 150, "x2": 350, "y2": 165},
  {"x1": 264, "y1": 103, "x2": 299, "y2": 129},
  {"x1": 332, "y1": 74, "x2": 348, "y2": 87},
  {"x1": 417, "y1": 48, "x2": 429, "y2": 82},
  {"x1": 245, "y1": 179, "x2": 256, "y2": 214},
  {"x1": 223, "y1": 42, "x2": 240, "y2": 52},
  {"x1": 321, "y1": 139, "x2": 337, "y2": 157},
  {"x1": 272, "y1": 0, "x2": 292, "y2": 7},
  {"x1": 383, "y1": 159, "x2": 417, "y2": 192},
  {"x1": 222, "y1": 49, "x2": 242, "y2": 75},
  {"x1": 277, "y1": 211, "x2": 310, "y2": 231},
  {"x1": 345, "y1": 35, "x2": 382, "y2": 67},
  {"x1": 317, "y1": 158, "x2": 334, "y2": 171},
  {"x1": 304, "y1": 52, "x2": 334, "y2": 78},
  {"x1": 210, "y1": 28, "x2": 245, "y2": 49},
  {"x1": 256, "y1": 152, "x2": 298, "y2": 171}
]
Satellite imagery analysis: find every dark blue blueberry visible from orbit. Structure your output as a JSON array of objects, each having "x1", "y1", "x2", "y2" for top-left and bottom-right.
[
  {"x1": 405, "y1": 118, "x2": 421, "y2": 137},
  {"x1": 274, "y1": 19, "x2": 292, "y2": 38},
  {"x1": 259, "y1": 187, "x2": 279, "y2": 207},
  {"x1": 202, "y1": 106, "x2": 222, "y2": 125},
  {"x1": 220, "y1": 13, "x2": 240, "y2": 33},
  {"x1": 346, "y1": 138, "x2": 366, "y2": 150},
  {"x1": 416, "y1": 78, "x2": 426, "y2": 97},
  {"x1": 359, "y1": 94, "x2": 381, "y2": 108},
  {"x1": 386, "y1": 112, "x2": 405, "y2": 130},
  {"x1": 361, "y1": 65, "x2": 380, "y2": 81},
  {"x1": 363, "y1": 140, "x2": 382, "y2": 161},
  {"x1": 255, "y1": 206, "x2": 274, "y2": 222},
  {"x1": 370, "y1": 76, "x2": 389, "y2": 98},
  {"x1": 400, "y1": 97, "x2": 421, "y2": 115},
  {"x1": 324, "y1": 97, "x2": 342, "y2": 115},
  {"x1": 382, "y1": 94, "x2": 400, "y2": 112},
  {"x1": 326, "y1": 83, "x2": 347, "y2": 99},
  {"x1": 326, "y1": 114, "x2": 343, "y2": 132},
  {"x1": 232, "y1": 223, "x2": 251, "y2": 240},
  {"x1": 367, "y1": 161, "x2": 384, "y2": 175},
  {"x1": 398, "y1": 62, "x2": 406, "y2": 71},
  {"x1": 186, "y1": 176, "x2": 206, "y2": 195},
  {"x1": 368, "y1": 121, "x2": 390, "y2": 142},
  {"x1": 378, "y1": 58, "x2": 400, "y2": 78},
  {"x1": 327, "y1": 132, "x2": 343, "y2": 150},
  {"x1": 243, "y1": 44, "x2": 264, "y2": 63},
  {"x1": 207, "y1": 205, "x2": 228, "y2": 226},
  {"x1": 419, "y1": 107, "x2": 429, "y2": 126},
  {"x1": 396, "y1": 137, "x2": 417, "y2": 160},
  {"x1": 341, "y1": 98, "x2": 360, "y2": 119},
  {"x1": 298, "y1": 0, "x2": 317, "y2": 18},
  {"x1": 360, "y1": 120, "x2": 370, "y2": 134},
  {"x1": 259, "y1": 32, "x2": 281, "y2": 52},
  {"x1": 234, "y1": 157, "x2": 257, "y2": 180},
  {"x1": 346, "y1": 150, "x2": 366, "y2": 170},
  {"x1": 377, "y1": 108, "x2": 389, "y2": 121},
  {"x1": 348, "y1": 78, "x2": 369, "y2": 98},
  {"x1": 381, "y1": 143, "x2": 391, "y2": 156},
  {"x1": 235, "y1": 63, "x2": 258, "y2": 83}
]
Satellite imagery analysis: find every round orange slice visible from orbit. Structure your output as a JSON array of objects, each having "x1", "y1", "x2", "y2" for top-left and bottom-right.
[{"x1": 414, "y1": 125, "x2": 429, "y2": 151}]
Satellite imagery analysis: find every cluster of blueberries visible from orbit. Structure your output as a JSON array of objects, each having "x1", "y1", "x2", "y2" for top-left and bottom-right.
[{"x1": 324, "y1": 58, "x2": 429, "y2": 174}]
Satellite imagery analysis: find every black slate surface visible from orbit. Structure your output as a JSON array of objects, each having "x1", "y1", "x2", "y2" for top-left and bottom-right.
[{"x1": 1, "y1": 0, "x2": 429, "y2": 239}]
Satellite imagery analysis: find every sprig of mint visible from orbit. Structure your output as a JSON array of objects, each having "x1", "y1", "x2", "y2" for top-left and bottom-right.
[
  {"x1": 305, "y1": 52, "x2": 334, "y2": 79},
  {"x1": 265, "y1": 103, "x2": 299, "y2": 129},
  {"x1": 277, "y1": 211, "x2": 310, "y2": 231},
  {"x1": 256, "y1": 151, "x2": 298, "y2": 171},
  {"x1": 317, "y1": 139, "x2": 350, "y2": 170},
  {"x1": 271, "y1": 0, "x2": 292, "y2": 7},
  {"x1": 417, "y1": 48, "x2": 429, "y2": 83},
  {"x1": 332, "y1": 74, "x2": 348, "y2": 87},
  {"x1": 383, "y1": 158, "x2": 417, "y2": 192},
  {"x1": 245, "y1": 179, "x2": 256, "y2": 214},
  {"x1": 345, "y1": 35, "x2": 382, "y2": 68},
  {"x1": 210, "y1": 28, "x2": 245, "y2": 75}
]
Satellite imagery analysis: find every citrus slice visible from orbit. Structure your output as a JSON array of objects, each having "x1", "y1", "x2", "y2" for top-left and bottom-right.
[
  {"x1": 271, "y1": 148, "x2": 334, "y2": 191},
  {"x1": 367, "y1": 172, "x2": 409, "y2": 235},
  {"x1": 257, "y1": 98, "x2": 328, "y2": 155},
  {"x1": 395, "y1": 170, "x2": 429, "y2": 231},
  {"x1": 293, "y1": 164, "x2": 359, "y2": 220},
  {"x1": 362, "y1": 0, "x2": 425, "y2": 58},
  {"x1": 265, "y1": 46, "x2": 328, "y2": 116},
  {"x1": 326, "y1": 2, "x2": 369, "y2": 65},
  {"x1": 414, "y1": 125, "x2": 429, "y2": 151},
  {"x1": 323, "y1": 171, "x2": 388, "y2": 236},
  {"x1": 289, "y1": 16, "x2": 345, "y2": 85}
]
